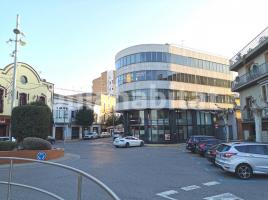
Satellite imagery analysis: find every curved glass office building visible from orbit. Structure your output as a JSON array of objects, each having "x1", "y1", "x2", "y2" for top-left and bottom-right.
[{"x1": 115, "y1": 44, "x2": 234, "y2": 144}]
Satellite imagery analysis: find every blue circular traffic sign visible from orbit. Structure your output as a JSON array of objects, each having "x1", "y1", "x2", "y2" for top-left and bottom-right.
[{"x1": 37, "y1": 151, "x2": 47, "y2": 161}]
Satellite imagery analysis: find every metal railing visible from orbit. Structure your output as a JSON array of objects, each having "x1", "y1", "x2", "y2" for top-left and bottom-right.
[
  {"x1": 231, "y1": 62, "x2": 268, "y2": 91},
  {"x1": 0, "y1": 157, "x2": 120, "y2": 200},
  {"x1": 230, "y1": 26, "x2": 268, "y2": 66}
]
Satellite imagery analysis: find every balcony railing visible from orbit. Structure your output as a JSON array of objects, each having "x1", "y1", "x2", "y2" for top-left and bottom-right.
[
  {"x1": 231, "y1": 62, "x2": 268, "y2": 91},
  {"x1": 230, "y1": 26, "x2": 268, "y2": 66},
  {"x1": 242, "y1": 109, "x2": 268, "y2": 121}
]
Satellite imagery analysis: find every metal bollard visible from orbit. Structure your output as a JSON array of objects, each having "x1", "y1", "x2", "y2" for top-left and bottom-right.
[
  {"x1": 7, "y1": 159, "x2": 13, "y2": 200},
  {"x1": 77, "y1": 174, "x2": 82, "y2": 200}
]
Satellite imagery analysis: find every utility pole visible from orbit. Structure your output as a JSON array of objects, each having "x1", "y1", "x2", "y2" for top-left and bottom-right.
[{"x1": 9, "y1": 14, "x2": 25, "y2": 141}]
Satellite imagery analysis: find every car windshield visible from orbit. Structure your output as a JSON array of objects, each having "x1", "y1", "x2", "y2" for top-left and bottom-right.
[{"x1": 217, "y1": 144, "x2": 231, "y2": 152}]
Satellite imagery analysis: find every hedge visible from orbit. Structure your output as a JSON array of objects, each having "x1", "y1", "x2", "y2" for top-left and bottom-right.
[
  {"x1": 11, "y1": 103, "x2": 52, "y2": 141},
  {"x1": 0, "y1": 141, "x2": 16, "y2": 151}
]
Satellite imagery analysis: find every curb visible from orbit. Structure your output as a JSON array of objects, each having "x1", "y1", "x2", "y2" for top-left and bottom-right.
[
  {"x1": 145, "y1": 143, "x2": 185, "y2": 147},
  {"x1": 0, "y1": 153, "x2": 80, "y2": 169}
]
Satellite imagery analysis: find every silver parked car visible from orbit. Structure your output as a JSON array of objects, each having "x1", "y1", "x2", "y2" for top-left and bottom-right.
[{"x1": 215, "y1": 142, "x2": 268, "y2": 179}]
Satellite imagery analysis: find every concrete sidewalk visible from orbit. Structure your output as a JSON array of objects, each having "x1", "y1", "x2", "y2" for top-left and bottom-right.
[{"x1": 145, "y1": 143, "x2": 185, "y2": 148}]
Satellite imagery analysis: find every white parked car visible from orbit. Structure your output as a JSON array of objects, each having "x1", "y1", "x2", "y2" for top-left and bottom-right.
[
  {"x1": 216, "y1": 142, "x2": 268, "y2": 179},
  {"x1": 83, "y1": 132, "x2": 99, "y2": 140},
  {"x1": 100, "y1": 132, "x2": 111, "y2": 138},
  {"x1": 0, "y1": 136, "x2": 16, "y2": 142},
  {"x1": 113, "y1": 136, "x2": 144, "y2": 148}
]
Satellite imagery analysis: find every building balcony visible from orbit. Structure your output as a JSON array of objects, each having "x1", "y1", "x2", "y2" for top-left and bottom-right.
[
  {"x1": 53, "y1": 117, "x2": 69, "y2": 124},
  {"x1": 242, "y1": 109, "x2": 268, "y2": 122},
  {"x1": 230, "y1": 26, "x2": 268, "y2": 71},
  {"x1": 231, "y1": 62, "x2": 268, "y2": 92}
]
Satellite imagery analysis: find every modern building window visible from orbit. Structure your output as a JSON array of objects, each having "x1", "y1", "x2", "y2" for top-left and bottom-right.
[
  {"x1": 118, "y1": 88, "x2": 233, "y2": 104},
  {"x1": 136, "y1": 71, "x2": 146, "y2": 81},
  {"x1": 117, "y1": 70, "x2": 231, "y2": 88},
  {"x1": 0, "y1": 89, "x2": 4, "y2": 113},
  {"x1": 116, "y1": 52, "x2": 230, "y2": 74},
  {"x1": 19, "y1": 93, "x2": 27, "y2": 106}
]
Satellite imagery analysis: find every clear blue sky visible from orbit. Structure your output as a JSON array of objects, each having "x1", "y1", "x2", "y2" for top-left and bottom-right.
[{"x1": 0, "y1": 0, "x2": 267, "y2": 94}]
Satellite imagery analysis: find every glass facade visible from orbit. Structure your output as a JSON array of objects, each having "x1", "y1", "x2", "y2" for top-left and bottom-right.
[
  {"x1": 117, "y1": 70, "x2": 231, "y2": 88},
  {"x1": 116, "y1": 46, "x2": 233, "y2": 144},
  {"x1": 116, "y1": 52, "x2": 230, "y2": 74},
  {"x1": 118, "y1": 89, "x2": 233, "y2": 104},
  {"x1": 124, "y1": 109, "x2": 216, "y2": 143}
]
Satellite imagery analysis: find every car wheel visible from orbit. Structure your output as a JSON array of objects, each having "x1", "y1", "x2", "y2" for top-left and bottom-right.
[
  {"x1": 235, "y1": 164, "x2": 253, "y2": 179},
  {"x1": 125, "y1": 142, "x2": 129, "y2": 148},
  {"x1": 115, "y1": 146, "x2": 119, "y2": 148},
  {"x1": 140, "y1": 141, "x2": 144, "y2": 147}
]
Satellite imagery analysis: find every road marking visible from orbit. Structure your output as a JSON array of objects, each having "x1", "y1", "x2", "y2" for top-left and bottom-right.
[
  {"x1": 156, "y1": 190, "x2": 178, "y2": 200},
  {"x1": 203, "y1": 193, "x2": 244, "y2": 200},
  {"x1": 181, "y1": 185, "x2": 200, "y2": 191},
  {"x1": 202, "y1": 181, "x2": 220, "y2": 186}
]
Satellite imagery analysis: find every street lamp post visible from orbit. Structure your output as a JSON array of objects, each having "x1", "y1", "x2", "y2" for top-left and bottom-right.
[{"x1": 9, "y1": 14, "x2": 25, "y2": 141}]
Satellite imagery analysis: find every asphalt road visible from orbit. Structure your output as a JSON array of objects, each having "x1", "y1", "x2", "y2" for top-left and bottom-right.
[{"x1": 0, "y1": 138, "x2": 268, "y2": 200}]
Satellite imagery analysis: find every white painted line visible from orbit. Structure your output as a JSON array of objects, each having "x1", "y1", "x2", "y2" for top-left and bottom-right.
[
  {"x1": 203, "y1": 193, "x2": 244, "y2": 200},
  {"x1": 181, "y1": 185, "x2": 200, "y2": 191},
  {"x1": 156, "y1": 190, "x2": 178, "y2": 200},
  {"x1": 202, "y1": 181, "x2": 220, "y2": 186}
]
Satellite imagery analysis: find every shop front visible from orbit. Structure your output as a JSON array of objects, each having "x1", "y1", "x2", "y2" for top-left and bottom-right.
[
  {"x1": 0, "y1": 116, "x2": 10, "y2": 137},
  {"x1": 123, "y1": 109, "x2": 217, "y2": 144}
]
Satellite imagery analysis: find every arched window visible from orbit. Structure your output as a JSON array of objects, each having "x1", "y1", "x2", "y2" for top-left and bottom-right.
[
  {"x1": 19, "y1": 93, "x2": 27, "y2": 106},
  {"x1": 39, "y1": 96, "x2": 46, "y2": 104},
  {"x1": 0, "y1": 89, "x2": 4, "y2": 113}
]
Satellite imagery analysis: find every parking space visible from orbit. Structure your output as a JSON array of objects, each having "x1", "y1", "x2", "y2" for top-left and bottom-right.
[{"x1": 155, "y1": 147, "x2": 268, "y2": 200}]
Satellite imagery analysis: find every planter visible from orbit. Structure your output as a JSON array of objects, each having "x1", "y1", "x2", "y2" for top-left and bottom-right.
[{"x1": 0, "y1": 148, "x2": 64, "y2": 164}]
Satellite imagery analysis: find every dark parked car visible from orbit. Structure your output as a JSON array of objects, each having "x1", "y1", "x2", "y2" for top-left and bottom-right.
[
  {"x1": 205, "y1": 144, "x2": 223, "y2": 164},
  {"x1": 186, "y1": 135, "x2": 215, "y2": 153},
  {"x1": 197, "y1": 139, "x2": 223, "y2": 156}
]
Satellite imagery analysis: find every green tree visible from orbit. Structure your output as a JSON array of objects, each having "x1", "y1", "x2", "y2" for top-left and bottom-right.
[
  {"x1": 105, "y1": 114, "x2": 114, "y2": 127},
  {"x1": 75, "y1": 106, "x2": 94, "y2": 130},
  {"x1": 11, "y1": 102, "x2": 52, "y2": 142},
  {"x1": 104, "y1": 114, "x2": 124, "y2": 126}
]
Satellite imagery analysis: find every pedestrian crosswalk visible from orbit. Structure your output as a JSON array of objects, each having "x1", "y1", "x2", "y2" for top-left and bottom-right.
[
  {"x1": 156, "y1": 181, "x2": 244, "y2": 200},
  {"x1": 181, "y1": 185, "x2": 200, "y2": 191},
  {"x1": 203, "y1": 193, "x2": 244, "y2": 200}
]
